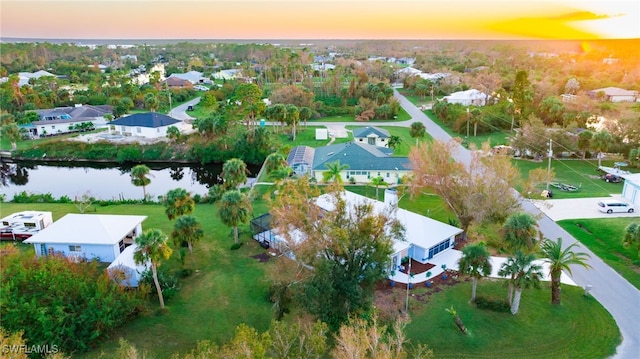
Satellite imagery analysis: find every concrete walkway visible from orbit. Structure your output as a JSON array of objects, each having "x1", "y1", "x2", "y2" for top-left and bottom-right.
[{"x1": 531, "y1": 196, "x2": 640, "y2": 221}]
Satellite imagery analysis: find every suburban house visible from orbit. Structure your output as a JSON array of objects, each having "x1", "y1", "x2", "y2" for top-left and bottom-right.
[
  {"x1": 0, "y1": 70, "x2": 57, "y2": 87},
  {"x1": 1, "y1": 211, "x2": 53, "y2": 241},
  {"x1": 24, "y1": 214, "x2": 147, "y2": 263},
  {"x1": 586, "y1": 87, "x2": 638, "y2": 102},
  {"x1": 443, "y1": 89, "x2": 488, "y2": 106},
  {"x1": 107, "y1": 244, "x2": 149, "y2": 287},
  {"x1": 287, "y1": 142, "x2": 411, "y2": 183},
  {"x1": 352, "y1": 126, "x2": 390, "y2": 147},
  {"x1": 164, "y1": 76, "x2": 193, "y2": 88},
  {"x1": 28, "y1": 104, "x2": 113, "y2": 137},
  {"x1": 251, "y1": 189, "x2": 463, "y2": 280},
  {"x1": 622, "y1": 173, "x2": 640, "y2": 206},
  {"x1": 109, "y1": 112, "x2": 181, "y2": 139},
  {"x1": 212, "y1": 69, "x2": 243, "y2": 80},
  {"x1": 167, "y1": 71, "x2": 207, "y2": 84}
]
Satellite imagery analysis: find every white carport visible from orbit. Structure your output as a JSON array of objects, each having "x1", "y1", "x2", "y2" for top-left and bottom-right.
[{"x1": 107, "y1": 244, "x2": 149, "y2": 287}]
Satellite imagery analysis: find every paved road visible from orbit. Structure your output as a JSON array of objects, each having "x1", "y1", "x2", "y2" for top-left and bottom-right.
[
  {"x1": 170, "y1": 97, "x2": 200, "y2": 121},
  {"x1": 392, "y1": 89, "x2": 640, "y2": 359}
]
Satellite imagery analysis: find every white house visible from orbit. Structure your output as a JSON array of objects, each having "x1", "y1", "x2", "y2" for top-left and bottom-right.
[
  {"x1": 352, "y1": 126, "x2": 390, "y2": 148},
  {"x1": 24, "y1": 214, "x2": 147, "y2": 263},
  {"x1": 622, "y1": 173, "x2": 640, "y2": 207},
  {"x1": 443, "y1": 89, "x2": 488, "y2": 106},
  {"x1": 0, "y1": 70, "x2": 57, "y2": 87},
  {"x1": 211, "y1": 69, "x2": 242, "y2": 80},
  {"x1": 107, "y1": 244, "x2": 149, "y2": 287},
  {"x1": 168, "y1": 71, "x2": 207, "y2": 84},
  {"x1": 109, "y1": 112, "x2": 181, "y2": 139},
  {"x1": 587, "y1": 87, "x2": 638, "y2": 103}
]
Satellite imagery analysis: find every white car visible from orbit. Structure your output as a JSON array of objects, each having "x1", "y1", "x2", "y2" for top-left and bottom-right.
[{"x1": 597, "y1": 200, "x2": 635, "y2": 214}]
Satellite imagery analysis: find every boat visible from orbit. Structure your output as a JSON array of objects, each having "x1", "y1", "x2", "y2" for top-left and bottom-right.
[{"x1": 0, "y1": 211, "x2": 53, "y2": 241}]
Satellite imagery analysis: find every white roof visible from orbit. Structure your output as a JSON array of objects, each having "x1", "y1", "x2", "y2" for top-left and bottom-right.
[
  {"x1": 107, "y1": 244, "x2": 149, "y2": 272},
  {"x1": 24, "y1": 214, "x2": 146, "y2": 245},
  {"x1": 168, "y1": 71, "x2": 204, "y2": 84},
  {"x1": 315, "y1": 191, "x2": 462, "y2": 252},
  {"x1": 444, "y1": 89, "x2": 487, "y2": 100},
  {"x1": 1, "y1": 211, "x2": 51, "y2": 223}
]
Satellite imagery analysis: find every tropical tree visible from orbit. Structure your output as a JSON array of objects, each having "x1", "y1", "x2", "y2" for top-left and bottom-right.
[
  {"x1": 166, "y1": 125, "x2": 181, "y2": 141},
  {"x1": 368, "y1": 176, "x2": 387, "y2": 201},
  {"x1": 497, "y1": 255, "x2": 518, "y2": 305},
  {"x1": 387, "y1": 135, "x2": 402, "y2": 150},
  {"x1": 130, "y1": 164, "x2": 153, "y2": 199},
  {"x1": 143, "y1": 93, "x2": 158, "y2": 112},
  {"x1": 322, "y1": 160, "x2": 349, "y2": 184},
  {"x1": 577, "y1": 130, "x2": 593, "y2": 159},
  {"x1": 503, "y1": 251, "x2": 543, "y2": 315},
  {"x1": 222, "y1": 158, "x2": 249, "y2": 190},
  {"x1": 163, "y1": 188, "x2": 195, "y2": 220},
  {"x1": 501, "y1": 212, "x2": 540, "y2": 252},
  {"x1": 2, "y1": 122, "x2": 21, "y2": 150},
  {"x1": 540, "y1": 237, "x2": 591, "y2": 305},
  {"x1": 171, "y1": 215, "x2": 204, "y2": 256},
  {"x1": 218, "y1": 190, "x2": 252, "y2": 244},
  {"x1": 623, "y1": 222, "x2": 640, "y2": 256},
  {"x1": 409, "y1": 121, "x2": 426, "y2": 145},
  {"x1": 134, "y1": 229, "x2": 173, "y2": 309},
  {"x1": 592, "y1": 130, "x2": 612, "y2": 167},
  {"x1": 285, "y1": 104, "x2": 300, "y2": 141},
  {"x1": 264, "y1": 152, "x2": 288, "y2": 174},
  {"x1": 458, "y1": 243, "x2": 492, "y2": 302}
]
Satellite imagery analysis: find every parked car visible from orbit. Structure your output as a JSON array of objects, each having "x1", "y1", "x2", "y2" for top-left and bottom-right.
[
  {"x1": 597, "y1": 200, "x2": 635, "y2": 214},
  {"x1": 603, "y1": 174, "x2": 622, "y2": 183}
]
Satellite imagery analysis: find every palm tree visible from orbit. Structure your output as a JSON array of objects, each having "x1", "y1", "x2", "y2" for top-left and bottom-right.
[
  {"x1": 171, "y1": 215, "x2": 204, "y2": 256},
  {"x1": 508, "y1": 251, "x2": 543, "y2": 315},
  {"x1": 502, "y1": 212, "x2": 541, "y2": 252},
  {"x1": 163, "y1": 188, "x2": 195, "y2": 220},
  {"x1": 268, "y1": 166, "x2": 293, "y2": 186},
  {"x1": 540, "y1": 237, "x2": 591, "y2": 305},
  {"x1": 218, "y1": 190, "x2": 252, "y2": 244},
  {"x1": 322, "y1": 161, "x2": 349, "y2": 184},
  {"x1": 592, "y1": 130, "x2": 612, "y2": 167},
  {"x1": 130, "y1": 165, "x2": 153, "y2": 199},
  {"x1": 134, "y1": 229, "x2": 173, "y2": 309},
  {"x1": 409, "y1": 122, "x2": 426, "y2": 145},
  {"x1": 222, "y1": 158, "x2": 249, "y2": 190},
  {"x1": 577, "y1": 130, "x2": 593, "y2": 159},
  {"x1": 458, "y1": 243, "x2": 492, "y2": 302},
  {"x1": 264, "y1": 152, "x2": 288, "y2": 174},
  {"x1": 497, "y1": 256, "x2": 518, "y2": 305},
  {"x1": 623, "y1": 223, "x2": 640, "y2": 256},
  {"x1": 2, "y1": 123, "x2": 21, "y2": 150},
  {"x1": 368, "y1": 176, "x2": 387, "y2": 201},
  {"x1": 387, "y1": 135, "x2": 402, "y2": 150}
]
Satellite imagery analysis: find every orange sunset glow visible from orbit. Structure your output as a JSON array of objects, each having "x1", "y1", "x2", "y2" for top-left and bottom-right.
[{"x1": 1, "y1": 0, "x2": 638, "y2": 40}]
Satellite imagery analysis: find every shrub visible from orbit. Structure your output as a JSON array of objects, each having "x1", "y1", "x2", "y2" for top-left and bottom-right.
[
  {"x1": 230, "y1": 242, "x2": 243, "y2": 250},
  {"x1": 0, "y1": 252, "x2": 143, "y2": 353},
  {"x1": 140, "y1": 268, "x2": 180, "y2": 302},
  {"x1": 474, "y1": 296, "x2": 510, "y2": 312}
]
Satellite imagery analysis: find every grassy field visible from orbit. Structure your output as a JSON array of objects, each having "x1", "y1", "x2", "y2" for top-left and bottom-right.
[
  {"x1": 557, "y1": 218, "x2": 640, "y2": 290},
  {"x1": 308, "y1": 107, "x2": 412, "y2": 123},
  {"x1": 405, "y1": 280, "x2": 620, "y2": 359},
  {"x1": 513, "y1": 158, "x2": 626, "y2": 199}
]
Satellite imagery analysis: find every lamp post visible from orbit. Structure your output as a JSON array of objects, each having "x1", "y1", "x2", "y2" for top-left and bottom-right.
[{"x1": 546, "y1": 139, "x2": 553, "y2": 190}]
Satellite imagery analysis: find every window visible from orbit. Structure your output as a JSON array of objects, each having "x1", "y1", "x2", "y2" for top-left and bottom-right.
[
  {"x1": 40, "y1": 244, "x2": 46, "y2": 256},
  {"x1": 368, "y1": 137, "x2": 376, "y2": 145},
  {"x1": 386, "y1": 172, "x2": 390, "y2": 178},
  {"x1": 24, "y1": 222, "x2": 36, "y2": 228},
  {"x1": 377, "y1": 172, "x2": 381, "y2": 176},
  {"x1": 119, "y1": 240, "x2": 125, "y2": 253},
  {"x1": 427, "y1": 239, "x2": 451, "y2": 259},
  {"x1": 137, "y1": 127, "x2": 142, "y2": 133},
  {"x1": 69, "y1": 245, "x2": 82, "y2": 252}
]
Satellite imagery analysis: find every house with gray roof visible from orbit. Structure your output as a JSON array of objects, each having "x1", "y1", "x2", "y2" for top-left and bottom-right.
[
  {"x1": 29, "y1": 105, "x2": 113, "y2": 137},
  {"x1": 109, "y1": 112, "x2": 181, "y2": 139},
  {"x1": 287, "y1": 142, "x2": 411, "y2": 184},
  {"x1": 586, "y1": 87, "x2": 638, "y2": 102},
  {"x1": 352, "y1": 126, "x2": 390, "y2": 147},
  {"x1": 167, "y1": 71, "x2": 207, "y2": 84}
]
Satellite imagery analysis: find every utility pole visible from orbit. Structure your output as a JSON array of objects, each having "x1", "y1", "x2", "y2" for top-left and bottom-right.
[
  {"x1": 405, "y1": 248, "x2": 412, "y2": 313},
  {"x1": 546, "y1": 139, "x2": 553, "y2": 190},
  {"x1": 466, "y1": 108, "x2": 470, "y2": 138}
]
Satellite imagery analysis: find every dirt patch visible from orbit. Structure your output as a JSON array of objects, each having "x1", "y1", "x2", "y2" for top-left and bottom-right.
[{"x1": 251, "y1": 253, "x2": 271, "y2": 263}]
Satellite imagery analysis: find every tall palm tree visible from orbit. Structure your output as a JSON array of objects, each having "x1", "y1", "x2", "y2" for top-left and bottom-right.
[
  {"x1": 134, "y1": 229, "x2": 173, "y2": 309},
  {"x1": 508, "y1": 251, "x2": 543, "y2": 315},
  {"x1": 222, "y1": 158, "x2": 249, "y2": 190},
  {"x1": 592, "y1": 130, "x2": 612, "y2": 167},
  {"x1": 322, "y1": 161, "x2": 349, "y2": 184},
  {"x1": 264, "y1": 152, "x2": 288, "y2": 174},
  {"x1": 163, "y1": 188, "x2": 195, "y2": 220},
  {"x1": 171, "y1": 215, "x2": 204, "y2": 256},
  {"x1": 369, "y1": 176, "x2": 388, "y2": 201},
  {"x1": 497, "y1": 256, "x2": 518, "y2": 305},
  {"x1": 409, "y1": 122, "x2": 426, "y2": 145},
  {"x1": 387, "y1": 135, "x2": 402, "y2": 150},
  {"x1": 540, "y1": 237, "x2": 591, "y2": 305},
  {"x1": 218, "y1": 190, "x2": 252, "y2": 244},
  {"x1": 458, "y1": 243, "x2": 492, "y2": 302},
  {"x1": 502, "y1": 212, "x2": 541, "y2": 252},
  {"x1": 130, "y1": 164, "x2": 153, "y2": 199}
]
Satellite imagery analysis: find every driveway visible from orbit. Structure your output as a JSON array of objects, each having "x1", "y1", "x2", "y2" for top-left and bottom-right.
[
  {"x1": 532, "y1": 196, "x2": 640, "y2": 221},
  {"x1": 170, "y1": 97, "x2": 200, "y2": 121}
]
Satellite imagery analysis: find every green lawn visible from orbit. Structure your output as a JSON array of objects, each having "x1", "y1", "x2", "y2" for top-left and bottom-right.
[
  {"x1": 1, "y1": 202, "x2": 275, "y2": 359},
  {"x1": 406, "y1": 280, "x2": 620, "y2": 359},
  {"x1": 422, "y1": 110, "x2": 512, "y2": 149},
  {"x1": 0, "y1": 128, "x2": 109, "y2": 152},
  {"x1": 308, "y1": 107, "x2": 411, "y2": 123},
  {"x1": 513, "y1": 158, "x2": 625, "y2": 199},
  {"x1": 557, "y1": 218, "x2": 640, "y2": 290}
]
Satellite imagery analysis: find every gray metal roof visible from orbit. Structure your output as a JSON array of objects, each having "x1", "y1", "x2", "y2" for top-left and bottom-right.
[
  {"x1": 110, "y1": 112, "x2": 181, "y2": 128},
  {"x1": 352, "y1": 126, "x2": 390, "y2": 138},
  {"x1": 287, "y1": 146, "x2": 315, "y2": 166},
  {"x1": 312, "y1": 142, "x2": 411, "y2": 171}
]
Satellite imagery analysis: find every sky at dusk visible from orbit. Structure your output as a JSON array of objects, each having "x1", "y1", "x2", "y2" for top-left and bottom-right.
[{"x1": 1, "y1": 0, "x2": 638, "y2": 40}]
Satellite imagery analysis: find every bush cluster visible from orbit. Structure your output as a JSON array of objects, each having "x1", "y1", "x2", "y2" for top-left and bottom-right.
[{"x1": 474, "y1": 296, "x2": 511, "y2": 312}]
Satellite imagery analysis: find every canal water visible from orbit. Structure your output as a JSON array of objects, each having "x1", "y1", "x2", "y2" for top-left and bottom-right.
[{"x1": 0, "y1": 161, "x2": 260, "y2": 201}]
